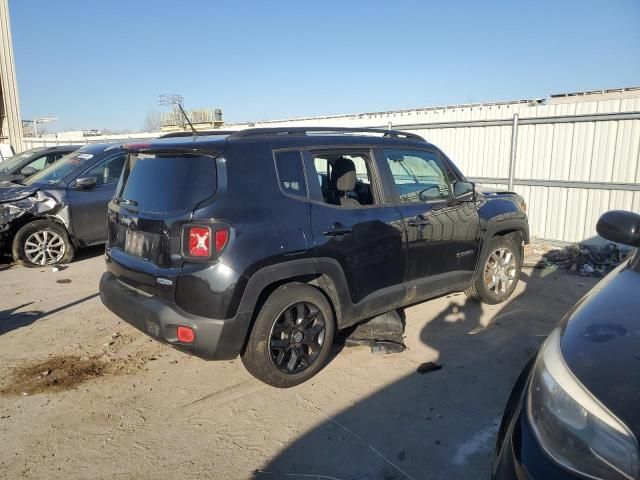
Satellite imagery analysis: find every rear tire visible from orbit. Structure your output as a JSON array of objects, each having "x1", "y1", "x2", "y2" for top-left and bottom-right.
[
  {"x1": 465, "y1": 234, "x2": 522, "y2": 304},
  {"x1": 12, "y1": 220, "x2": 75, "y2": 268},
  {"x1": 241, "y1": 283, "x2": 335, "y2": 388}
]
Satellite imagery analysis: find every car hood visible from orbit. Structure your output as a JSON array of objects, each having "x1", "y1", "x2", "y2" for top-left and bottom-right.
[
  {"x1": 476, "y1": 186, "x2": 519, "y2": 196},
  {"x1": 560, "y1": 252, "x2": 640, "y2": 438},
  {"x1": 0, "y1": 182, "x2": 39, "y2": 203}
]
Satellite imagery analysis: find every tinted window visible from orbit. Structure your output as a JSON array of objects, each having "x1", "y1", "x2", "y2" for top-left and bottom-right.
[
  {"x1": 383, "y1": 149, "x2": 451, "y2": 204},
  {"x1": 83, "y1": 153, "x2": 126, "y2": 185},
  {"x1": 116, "y1": 153, "x2": 217, "y2": 214},
  {"x1": 275, "y1": 151, "x2": 307, "y2": 198}
]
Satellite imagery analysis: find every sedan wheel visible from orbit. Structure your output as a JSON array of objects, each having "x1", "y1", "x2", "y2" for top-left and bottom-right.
[
  {"x1": 12, "y1": 220, "x2": 75, "y2": 268},
  {"x1": 24, "y1": 230, "x2": 66, "y2": 266}
]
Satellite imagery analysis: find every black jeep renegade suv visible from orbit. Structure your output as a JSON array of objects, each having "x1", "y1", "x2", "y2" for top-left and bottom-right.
[{"x1": 99, "y1": 127, "x2": 529, "y2": 387}]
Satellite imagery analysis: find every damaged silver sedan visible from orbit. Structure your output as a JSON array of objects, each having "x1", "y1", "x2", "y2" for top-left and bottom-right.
[{"x1": 0, "y1": 143, "x2": 127, "y2": 267}]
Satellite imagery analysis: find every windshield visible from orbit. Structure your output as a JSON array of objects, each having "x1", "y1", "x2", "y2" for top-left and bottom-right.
[
  {"x1": 0, "y1": 148, "x2": 45, "y2": 173},
  {"x1": 24, "y1": 151, "x2": 96, "y2": 186}
]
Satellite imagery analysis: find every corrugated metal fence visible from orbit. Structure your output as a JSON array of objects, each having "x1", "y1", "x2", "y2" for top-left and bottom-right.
[{"x1": 23, "y1": 97, "x2": 640, "y2": 245}]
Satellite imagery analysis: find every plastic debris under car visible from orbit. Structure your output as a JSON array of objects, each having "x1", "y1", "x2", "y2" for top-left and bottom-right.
[{"x1": 339, "y1": 310, "x2": 407, "y2": 354}]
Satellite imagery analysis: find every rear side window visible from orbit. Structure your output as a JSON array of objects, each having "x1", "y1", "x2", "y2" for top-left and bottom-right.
[
  {"x1": 274, "y1": 151, "x2": 307, "y2": 198},
  {"x1": 116, "y1": 153, "x2": 217, "y2": 214}
]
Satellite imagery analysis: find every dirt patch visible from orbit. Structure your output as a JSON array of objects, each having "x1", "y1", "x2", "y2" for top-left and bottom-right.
[{"x1": 1, "y1": 353, "x2": 148, "y2": 396}]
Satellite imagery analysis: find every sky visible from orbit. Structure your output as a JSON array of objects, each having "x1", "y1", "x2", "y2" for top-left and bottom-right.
[{"x1": 10, "y1": 0, "x2": 640, "y2": 132}]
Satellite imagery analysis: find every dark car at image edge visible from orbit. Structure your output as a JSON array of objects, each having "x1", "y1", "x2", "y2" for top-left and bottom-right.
[
  {"x1": 99, "y1": 127, "x2": 529, "y2": 387},
  {"x1": 493, "y1": 209, "x2": 640, "y2": 480}
]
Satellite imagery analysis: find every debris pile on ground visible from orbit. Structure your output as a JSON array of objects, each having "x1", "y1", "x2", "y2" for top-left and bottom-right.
[{"x1": 524, "y1": 240, "x2": 627, "y2": 277}]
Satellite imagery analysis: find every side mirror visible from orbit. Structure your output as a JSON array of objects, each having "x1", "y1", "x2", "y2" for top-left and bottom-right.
[
  {"x1": 453, "y1": 181, "x2": 475, "y2": 202},
  {"x1": 596, "y1": 210, "x2": 640, "y2": 247},
  {"x1": 20, "y1": 166, "x2": 37, "y2": 177},
  {"x1": 75, "y1": 176, "x2": 97, "y2": 189}
]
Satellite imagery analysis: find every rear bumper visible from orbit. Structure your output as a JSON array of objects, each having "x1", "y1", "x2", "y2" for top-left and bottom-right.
[{"x1": 99, "y1": 271, "x2": 251, "y2": 360}]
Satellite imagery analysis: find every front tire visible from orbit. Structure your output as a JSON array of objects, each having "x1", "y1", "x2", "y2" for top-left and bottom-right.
[
  {"x1": 465, "y1": 234, "x2": 522, "y2": 304},
  {"x1": 241, "y1": 283, "x2": 335, "y2": 388},
  {"x1": 12, "y1": 220, "x2": 75, "y2": 267}
]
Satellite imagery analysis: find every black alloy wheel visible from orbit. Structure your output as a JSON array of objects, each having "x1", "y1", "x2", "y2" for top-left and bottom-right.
[{"x1": 269, "y1": 301, "x2": 326, "y2": 374}]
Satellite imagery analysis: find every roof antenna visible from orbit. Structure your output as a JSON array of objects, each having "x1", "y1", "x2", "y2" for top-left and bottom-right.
[{"x1": 158, "y1": 94, "x2": 197, "y2": 135}]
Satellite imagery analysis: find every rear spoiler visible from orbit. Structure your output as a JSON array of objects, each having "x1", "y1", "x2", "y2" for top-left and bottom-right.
[{"x1": 121, "y1": 142, "x2": 226, "y2": 156}]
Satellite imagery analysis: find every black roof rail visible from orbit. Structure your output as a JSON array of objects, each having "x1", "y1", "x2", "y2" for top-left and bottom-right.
[
  {"x1": 228, "y1": 126, "x2": 425, "y2": 141},
  {"x1": 159, "y1": 130, "x2": 237, "y2": 139}
]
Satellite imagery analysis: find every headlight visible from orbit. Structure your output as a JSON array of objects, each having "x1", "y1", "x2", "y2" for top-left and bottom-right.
[{"x1": 528, "y1": 328, "x2": 640, "y2": 479}]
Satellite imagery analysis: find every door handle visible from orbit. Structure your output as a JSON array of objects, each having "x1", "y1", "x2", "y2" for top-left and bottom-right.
[{"x1": 323, "y1": 225, "x2": 353, "y2": 237}]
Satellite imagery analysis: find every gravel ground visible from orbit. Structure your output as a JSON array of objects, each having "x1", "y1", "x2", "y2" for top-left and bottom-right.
[{"x1": 0, "y1": 247, "x2": 599, "y2": 480}]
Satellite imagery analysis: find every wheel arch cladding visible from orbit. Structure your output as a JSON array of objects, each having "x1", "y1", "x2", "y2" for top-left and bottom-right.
[
  {"x1": 240, "y1": 276, "x2": 338, "y2": 353},
  {"x1": 487, "y1": 218, "x2": 530, "y2": 244},
  {"x1": 237, "y1": 259, "x2": 342, "y2": 352},
  {"x1": 494, "y1": 228, "x2": 525, "y2": 244}
]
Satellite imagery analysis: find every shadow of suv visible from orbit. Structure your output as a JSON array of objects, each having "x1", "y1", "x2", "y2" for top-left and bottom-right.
[{"x1": 99, "y1": 127, "x2": 529, "y2": 387}]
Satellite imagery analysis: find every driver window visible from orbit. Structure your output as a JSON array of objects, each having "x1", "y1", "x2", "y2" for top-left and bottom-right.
[{"x1": 383, "y1": 149, "x2": 451, "y2": 204}]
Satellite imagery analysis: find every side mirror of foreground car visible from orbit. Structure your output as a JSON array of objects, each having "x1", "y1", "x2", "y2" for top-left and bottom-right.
[
  {"x1": 20, "y1": 166, "x2": 37, "y2": 177},
  {"x1": 453, "y1": 181, "x2": 475, "y2": 202},
  {"x1": 75, "y1": 176, "x2": 97, "y2": 189},
  {"x1": 596, "y1": 210, "x2": 640, "y2": 247}
]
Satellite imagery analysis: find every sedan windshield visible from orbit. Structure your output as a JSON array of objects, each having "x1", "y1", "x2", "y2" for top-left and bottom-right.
[
  {"x1": 24, "y1": 151, "x2": 96, "y2": 186},
  {"x1": 0, "y1": 148, "x2": 45, "y2": 173}
]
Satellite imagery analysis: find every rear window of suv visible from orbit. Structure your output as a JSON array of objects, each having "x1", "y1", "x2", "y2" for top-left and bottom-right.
[{"x1": 115, "y1": 153, "x2": 217, "y2": 214}]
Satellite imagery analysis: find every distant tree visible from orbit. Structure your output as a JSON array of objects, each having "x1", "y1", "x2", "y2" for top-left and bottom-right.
[{"x1": 142, "y1": 111, "x2": 163, "y2": 132}]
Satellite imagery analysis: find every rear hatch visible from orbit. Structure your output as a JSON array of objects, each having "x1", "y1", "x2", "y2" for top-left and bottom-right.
[{"x1": 107, "y1": 151, "x2": 219, "y2": 298}]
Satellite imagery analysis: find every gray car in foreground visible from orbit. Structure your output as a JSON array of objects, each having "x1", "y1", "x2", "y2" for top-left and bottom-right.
[{"x1": 0, "y1": 143, "x2": 127, "y2": 266}]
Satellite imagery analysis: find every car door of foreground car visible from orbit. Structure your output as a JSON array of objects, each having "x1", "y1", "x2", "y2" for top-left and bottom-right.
[
  {"x1": 67, "y1": 153, "x2": 127, "y2": 244},
  {"x1": 303, "y1": 148, "x2": 407, "y2": 321},
  {"x1": 377, "y1": 147, "x2": 481, "y2": 302}
]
